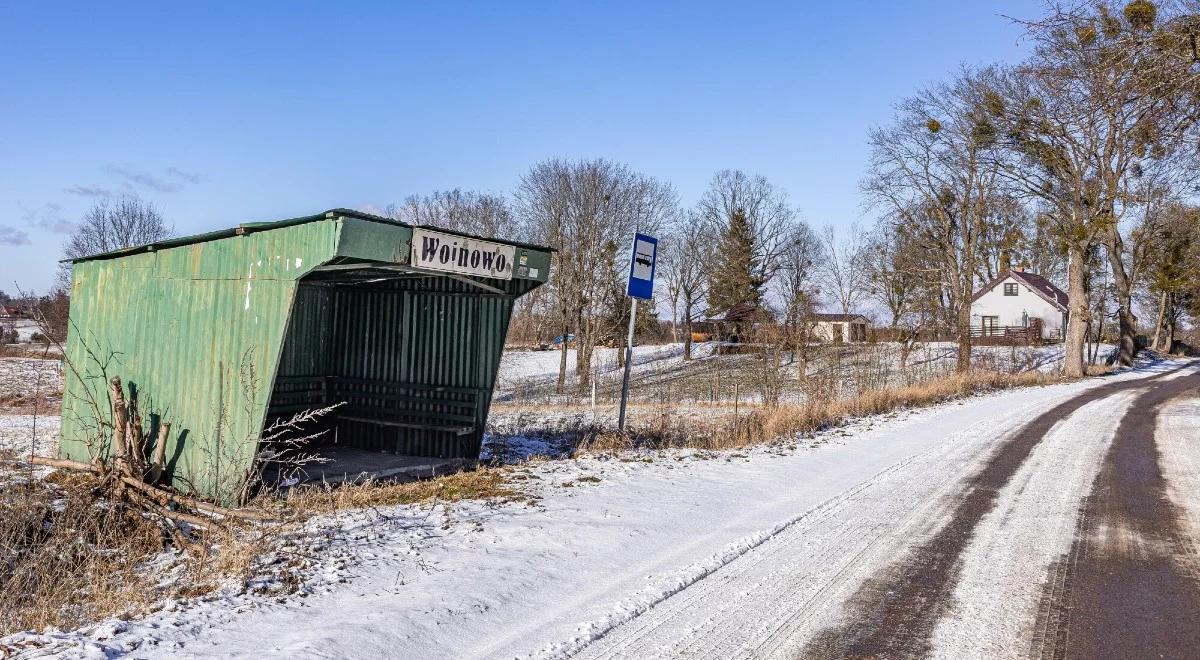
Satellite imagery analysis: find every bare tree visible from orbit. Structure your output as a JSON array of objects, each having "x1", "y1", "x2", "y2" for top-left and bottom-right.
[
  {"x1": 863, "y1": 69, "x2": 1003, "y2": 372},
  {"x1": 64, "y1": 196, "x2": 170, "y2": 261},
  {"x1": 56, "y1": 196, "x2": 171, "y2": 294},
  {"x1": 661, "y1": 213, "x2": 714, "y2": 360},
  {"x1": 515, "y1": 159, "x2": 676, "y2": 393},
  {"x1": 775, "y1": 221, "x2": 823, "y2": 375},
  {"x1": 387, "y1": 189, "x2": 515, "y2": 238},
  {"x1": 816, "y1": 224, "x2": 869, "y2": 319},
  {"x1": 777, "y1": 221, "x2": 822, "y2": 325},
  {"x1": 863, "y1": 219, "x2": 945, "y2": 367},
  {"x1": 659, "y1": 232, "x2": 684, "y2": 344}
]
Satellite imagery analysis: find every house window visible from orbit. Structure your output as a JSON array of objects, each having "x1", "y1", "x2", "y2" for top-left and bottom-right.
[
  {"x1": 982, "y1": 316, "x2": 1000, "y2": 336},
  {"x1": 1004, "y1": 283, "x2": 1018, "y2": 296}
]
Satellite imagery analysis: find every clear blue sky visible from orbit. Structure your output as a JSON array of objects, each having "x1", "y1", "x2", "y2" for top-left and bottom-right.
[{"x1": 0, "y1": 1, "x2": 1042, "y2": 294}]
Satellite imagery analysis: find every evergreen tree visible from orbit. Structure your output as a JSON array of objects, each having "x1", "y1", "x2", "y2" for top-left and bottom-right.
[{"x1": 707, "y1": 208, "x2": 764, "y2": 315}]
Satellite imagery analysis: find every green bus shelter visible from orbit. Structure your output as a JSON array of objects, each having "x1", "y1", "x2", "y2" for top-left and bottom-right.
[{"x1": 59, "y1": 209, "x2": 551, "y2": 500}]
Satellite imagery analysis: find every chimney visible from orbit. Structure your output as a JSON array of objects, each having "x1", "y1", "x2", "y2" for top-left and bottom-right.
[{"x1": 1014, "y1": 266, "x2": 1025, "y2": 272}]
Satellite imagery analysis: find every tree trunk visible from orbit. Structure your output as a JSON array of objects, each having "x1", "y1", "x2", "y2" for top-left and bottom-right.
[
  {"x1": 1151, "y1": 290, "x2": 1168, "y2": 352},
  {"x1": 1164, "y1": 309, "x2": 1176, "y2": 354},
  {"x1": 581, "y1": 306, "x2": 605, "y2": 393},
  {"x1": 1105, "y1": 228, "x2": 1138, "y2": 366},
  {"x1": 670, "y1": 302, "x2": 678, "y2": 345},
  {"x1": 955, "y1": 298, "x2": 972, "y2": 373},
  {"x1": 579, "y1": 338, "x2": 594, "y2": 393},
  {"x1": 149, "y1": 421, "x2": 171, "y2": 484},
  {"x1": 110, "y1": 377, "x2": 129, "y2": 474},
  {"x1": 1063, "y1": 244, "x2": 1089, "y2": 378},
  {"x1": 556, "y1": 324, "x2": 568, "y2": 395},
  {"x1": 683, "y1": 314, "x2": 694, "y2": 360}
]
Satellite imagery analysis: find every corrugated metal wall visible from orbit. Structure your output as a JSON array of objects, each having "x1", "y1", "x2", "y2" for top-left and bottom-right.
[
  {"x1": 59, "y1": 221, "x2": 340, "y2": 501},
  {"x1": 272, "y1": 276, "x2": 538, "y2": 459}
]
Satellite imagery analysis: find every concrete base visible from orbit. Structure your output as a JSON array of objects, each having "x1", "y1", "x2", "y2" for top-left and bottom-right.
[{"x1": 267, "y1": 444, "x2": 472, "y2": 487}]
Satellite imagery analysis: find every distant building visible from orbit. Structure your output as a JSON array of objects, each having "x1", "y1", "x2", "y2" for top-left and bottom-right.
[
  {"x1": 969, "y1": 268, "x2": 1068, "y2": 343},
  {"x1": 810, "y1": 313, "x2": 870, "y2": 343},
  {"x1": 696, "y1": 301, "x2": 769, "y2": 343}
]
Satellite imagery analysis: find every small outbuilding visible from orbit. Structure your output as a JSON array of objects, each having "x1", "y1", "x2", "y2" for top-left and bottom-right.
[
  {"x1": 810, "y1": 313, "x2": 870, "y2": 343},
  {"x1": 59, "y1": 209, "x2": 552, "y2": 500}
]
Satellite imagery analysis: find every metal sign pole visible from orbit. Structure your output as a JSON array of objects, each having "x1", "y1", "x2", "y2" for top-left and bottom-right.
[
  {"x1": 618, "y1": 299, "x2": 637, "y2": 432},
  {"x1": 619, "y1": 231, "x2": 657, "y2": 434}
]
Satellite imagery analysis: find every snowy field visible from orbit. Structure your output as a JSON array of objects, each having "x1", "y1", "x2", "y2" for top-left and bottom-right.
[
  {"x1": 1, "y1": 318, "x2": 42, "y2": 343},
  {"x1": 498, "y1": 341, "x2": 1113, "y2": 399},
  {"x1": 0, "y1": 360, "x2": 1178, "y2": 658},
  {"x1": 0, "y1": 358, "x2": 62, "y2": 405}
]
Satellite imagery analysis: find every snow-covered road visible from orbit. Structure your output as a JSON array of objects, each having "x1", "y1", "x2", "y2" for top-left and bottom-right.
[{"x1": 7, "y1": 361, "x2": 1199, "y2": 659}]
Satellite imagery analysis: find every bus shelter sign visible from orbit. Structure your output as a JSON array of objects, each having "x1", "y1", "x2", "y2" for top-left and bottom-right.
[
  {"x1": 411, "y1": 228, "x2": 515, "y2": 280},
  {"x1": 627, "y1": 233, "x2": 657, "y2": 299}
]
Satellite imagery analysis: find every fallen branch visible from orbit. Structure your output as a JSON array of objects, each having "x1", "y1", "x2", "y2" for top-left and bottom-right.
[
  {"x1": 25, "y1": 456, "x2": 102, "y2": 473},
  {"x1": 21, "y1": 456, "x2": 275, "y2": 523},
  {"x1": 124, "y1": 488, "x2": 212, "y2": 529},
  {"x1": 119, "y1": 475, "x2": 276, "y2": 523}
]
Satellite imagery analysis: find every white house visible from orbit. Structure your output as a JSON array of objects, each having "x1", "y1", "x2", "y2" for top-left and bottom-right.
[
  {"x1": 969, "y1": 268, "x2": 1068, "y2": 341},
  {"x1": 810, "y1": 313, "x2": 870, "y2": 343}
]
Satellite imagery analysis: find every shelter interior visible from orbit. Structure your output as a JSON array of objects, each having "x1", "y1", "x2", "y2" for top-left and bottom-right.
[{"x1": 262, "y1": 258, "x2": 541, "y2": 482}]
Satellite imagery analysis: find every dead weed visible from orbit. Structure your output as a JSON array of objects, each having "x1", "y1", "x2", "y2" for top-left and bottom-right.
[{"x1": 279, "y1": 467, "x2": 526, "y2": 514}]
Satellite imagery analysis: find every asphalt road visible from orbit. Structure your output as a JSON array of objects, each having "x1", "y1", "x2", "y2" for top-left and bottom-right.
[{"x1": 574, "y1": 362, "x2": 1200, "y2": 659}]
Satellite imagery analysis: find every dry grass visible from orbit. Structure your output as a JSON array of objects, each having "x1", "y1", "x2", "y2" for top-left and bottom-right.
[
  {"x1": 0, "y1": 471, "x2": 169, "y2": 636},
  {"x1": 278, "y1": 467, "x2": 526, "y2": 515},
  {"x1": 580, "y1": 369, "x2": 1059, "y2": 453},
  {"x1": 0, "y1": 463, "x2": 525, "y2": 639},
  {"x1": 0, "y1": 391, "x2": 60, "y2": 415},
  {"x1": 0, "y1": 466, "x2": 289, "y2": 638}
]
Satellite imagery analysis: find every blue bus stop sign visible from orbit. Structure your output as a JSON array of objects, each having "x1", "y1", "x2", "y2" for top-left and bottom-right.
[{"x1": 627, "y1": 233, "x2": 658, "y2": 300}]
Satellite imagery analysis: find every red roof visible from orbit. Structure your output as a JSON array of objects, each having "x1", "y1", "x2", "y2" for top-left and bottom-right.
[{"x1": 971, "y1": 270, "x2": 1068, "y2": 310}]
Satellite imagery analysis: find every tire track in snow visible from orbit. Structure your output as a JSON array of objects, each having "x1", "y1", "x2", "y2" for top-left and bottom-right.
[
  {"x1": 560, "y1": 371, "x2": 1174, "y2": 660},
  {"x1": 1030, "y1": 365, "x2": 1200, "y2": 659},
  {"x1": 801, "y1": 365, "x2": 1187, "y2": 659},
  {"x1": 928, "y1": 389, "x2": 1141, "y2": 659},
  {"x1": 1158, "y1": 395, "x2": 1200, "y2": 554}
]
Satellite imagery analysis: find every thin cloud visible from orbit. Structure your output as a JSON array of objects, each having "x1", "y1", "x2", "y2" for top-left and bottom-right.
[
  {"x1": 165, "y1": 167, "x2": 203, "y2": 184},
  {"x1": 21, "y1": 202, "x2": 77, "y2": 234},
  {"x1": 0, "y1": 225, "x2": 32, "y2": 246},
  {"x1": 107, "y1": 165, "x2": 204, "y2": 193},
  {"x1": 64, "y1": 185, "x2": 117, "y2": 198}
]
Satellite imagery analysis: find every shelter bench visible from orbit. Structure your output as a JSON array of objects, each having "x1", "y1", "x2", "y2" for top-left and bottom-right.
[{"x1": 267, "y1": 375, "x2": 483, "y2": 436}]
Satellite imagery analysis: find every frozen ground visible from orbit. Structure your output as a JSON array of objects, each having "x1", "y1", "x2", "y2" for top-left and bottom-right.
[
  {"x1": 1, "y1": 318, "x2": 42, "y2": 343},
  {"x1": 0, "y1": 358, "x2": 63, "y2": 405},
  {"x1": 495, "y1": 340, "x2": 1116, "y2": 408},
  {"x1": 2, "y1": 360, "x2": 1187, "y2": 659},
  {"x1": 0, "y1": 414, "x2": 59, "y2": 459}
]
